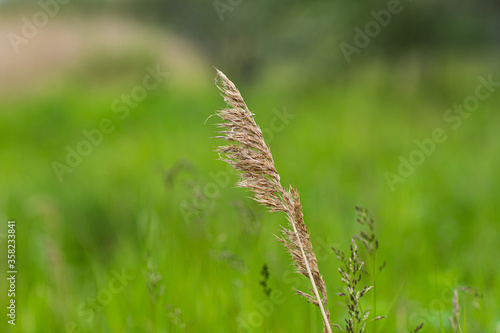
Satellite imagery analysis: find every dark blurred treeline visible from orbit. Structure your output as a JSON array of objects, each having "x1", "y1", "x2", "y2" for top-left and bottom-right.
[
  {"x1": 5, "y1": 0, "x2": 500, "y2": 83},
  {"x1": 129, "y1": 0, "x2": 500, "y2": 82}
]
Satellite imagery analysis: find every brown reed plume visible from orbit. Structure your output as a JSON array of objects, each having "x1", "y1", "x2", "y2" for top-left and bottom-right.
[
  {"x1": 212, "y1": 69, "x2": 332, "y2": 333},
  {"x1": 449, "y1": 289, "x2": 460, "y2": 333}
]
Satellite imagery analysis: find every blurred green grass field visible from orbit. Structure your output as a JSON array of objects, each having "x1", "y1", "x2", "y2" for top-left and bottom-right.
[{"x1": 1, "y1": 51, "x2": 499, "y2": 333}]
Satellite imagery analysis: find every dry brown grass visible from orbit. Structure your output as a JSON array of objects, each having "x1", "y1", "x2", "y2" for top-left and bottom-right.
[{"x1": 213, "y1": 69, "x2": 332, "y2": 332}]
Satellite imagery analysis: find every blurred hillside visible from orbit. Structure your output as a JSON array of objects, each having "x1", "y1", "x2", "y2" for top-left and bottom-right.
[{"x1": 0, "y1": 14, "x2": 210, "y2": 96}]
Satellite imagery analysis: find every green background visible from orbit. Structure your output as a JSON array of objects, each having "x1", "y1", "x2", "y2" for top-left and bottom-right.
[{"x1": 0, "y1": 0, "x2": 499, "y2": 332}]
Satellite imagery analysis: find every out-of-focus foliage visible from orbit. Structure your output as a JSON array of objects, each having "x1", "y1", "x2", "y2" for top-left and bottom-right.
[{"x1": 1, "y1": 0, "x2": 499, "y2": 332}]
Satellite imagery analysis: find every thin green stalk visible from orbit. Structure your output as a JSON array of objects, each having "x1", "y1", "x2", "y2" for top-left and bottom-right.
[{"x1": 372, "y1": 251, "x2": 377, "y2": 333}]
